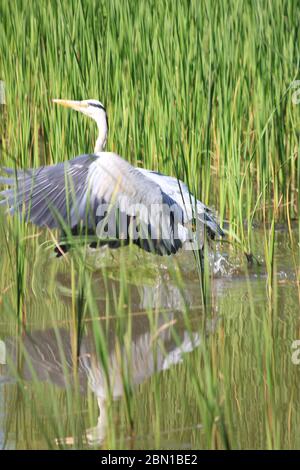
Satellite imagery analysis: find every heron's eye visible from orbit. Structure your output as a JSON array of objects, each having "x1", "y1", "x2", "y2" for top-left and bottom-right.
[{"x1": 88, "y1": 102, "x2": 106, "y2": 112}]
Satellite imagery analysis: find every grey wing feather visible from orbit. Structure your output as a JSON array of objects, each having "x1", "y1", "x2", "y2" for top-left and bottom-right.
[
  {"x1": 0, "y1": 154, "x2": 98, "y2": 229},
  {"x1": 137, "y1": 168, "x2": 224, "y2": 238},
  {"x1": 88, "y1": 153, "x2": 185, "y2": 254}
]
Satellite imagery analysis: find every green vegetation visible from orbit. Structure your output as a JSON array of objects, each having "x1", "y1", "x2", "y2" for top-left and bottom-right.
[{"x1": 0, "y1": 0, "x2": 299, "y2": 450}]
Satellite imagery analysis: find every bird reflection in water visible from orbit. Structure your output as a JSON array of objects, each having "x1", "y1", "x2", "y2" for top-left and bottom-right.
[{"x1": 0, "y1": 279, "x2": 217, "y2": 446}]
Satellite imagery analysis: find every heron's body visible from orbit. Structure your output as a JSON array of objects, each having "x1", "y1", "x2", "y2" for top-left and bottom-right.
[{"x1": 0, "y1": 99, "x2": 224, "y2": 256}]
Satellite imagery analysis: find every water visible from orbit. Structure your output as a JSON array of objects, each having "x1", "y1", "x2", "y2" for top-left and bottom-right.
[{"x1": 0, "y1": 228, "x2": 299, "y2": 449}]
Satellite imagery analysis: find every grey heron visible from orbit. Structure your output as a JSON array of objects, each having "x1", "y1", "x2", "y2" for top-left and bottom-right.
[{"x1": 0, "y1": 99, "x2": 224, "y2": 256}]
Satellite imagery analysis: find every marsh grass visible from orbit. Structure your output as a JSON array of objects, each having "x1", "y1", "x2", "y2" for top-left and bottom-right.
[{"x1": 0, "y1": 0, "x2": 299, "y2": 450}]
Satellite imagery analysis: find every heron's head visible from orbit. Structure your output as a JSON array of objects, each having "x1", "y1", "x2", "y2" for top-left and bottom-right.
[
  {"x1": 53, "y1": 98, "x2": 108, "y2": 152},
  {"x1": 53, "y1": 98, "x2": 107, "y2": 120}
]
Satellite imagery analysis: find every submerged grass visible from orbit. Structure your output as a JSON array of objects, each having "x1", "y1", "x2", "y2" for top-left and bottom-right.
[{"x1": 0, "y1": 0, "x2": 299, "y2": 450}]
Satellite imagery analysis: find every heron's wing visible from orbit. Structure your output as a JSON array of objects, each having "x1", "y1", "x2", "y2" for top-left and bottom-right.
[
  {"x1": 137, "y1": 168, "x2": 224, "y2": 238},
  {"x1": 0, "y1": 152, "x2": 186, "y2": 255},
  {"x1": 0, "y1": 154, "x2": 98, "y2": 229},
  {"x1": 87, "y1": 152, "x2": 186, "y2": 254}
]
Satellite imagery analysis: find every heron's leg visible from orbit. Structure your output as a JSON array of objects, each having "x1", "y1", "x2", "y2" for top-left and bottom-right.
[
  {"x1": 54, "y1": 228, "x2": 75, "y2": 257},
  {"x1": 54, "y1": 242, "x2": 70, "y2": 257},
  {"x1": 89, "y1": 241, "x2": 98, "y2": 249},
  {"x1": 196, "y1": 248, "x2": 204, "y2": 273}
]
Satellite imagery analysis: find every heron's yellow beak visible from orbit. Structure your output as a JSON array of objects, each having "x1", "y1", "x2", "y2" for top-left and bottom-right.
[{"x1": 52, "y1": 99, "x2": 88, "y2": 111}]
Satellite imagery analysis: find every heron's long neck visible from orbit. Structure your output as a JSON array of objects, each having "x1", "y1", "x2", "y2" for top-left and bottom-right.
[{"x1": 94, "y1": 113, "x2": 108, "y2": 153}]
